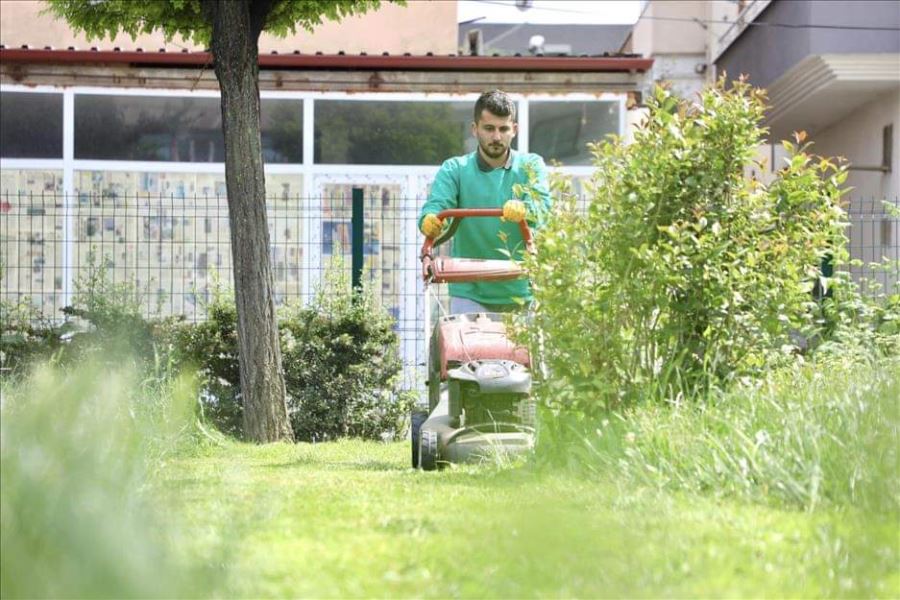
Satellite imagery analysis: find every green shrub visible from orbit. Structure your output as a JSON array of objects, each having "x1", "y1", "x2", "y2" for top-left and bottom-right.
[
  {"x1": 175, "y1": 292, "x2": 243, "y2": 437},
  {"x1": 283, "y1": 258, "x2": 415, "y2": 442},
  {"x1": 179, "y1": 256, "x2": 414, "y2": 442},
  {"x1": 521, "y1": 80, "x2": 849, "y2": 413},
  {"x1": 0, "y1": 297, "x2": 65, "y2": 374}
]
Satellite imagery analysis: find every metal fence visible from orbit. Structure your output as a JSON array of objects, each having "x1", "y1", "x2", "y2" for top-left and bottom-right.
[
  {"x1": 844, "y1": 197, "x2": 900, "y2": 295},
  {"x1": 2, "y1": 191, "x2": 898, "y2": 379}
]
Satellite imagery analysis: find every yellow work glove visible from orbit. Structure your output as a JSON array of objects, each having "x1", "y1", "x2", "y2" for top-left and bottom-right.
[
  {"x1": 421, "y1": 213, "x2": 444, "y2": 238},
  {"x1": 502, "y1": 199, "x2": 527, "y2": 223}
]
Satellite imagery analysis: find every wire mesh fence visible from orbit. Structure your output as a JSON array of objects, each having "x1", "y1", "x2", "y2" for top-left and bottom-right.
[
  {"x1": 2, "y1": 191, "x2": 898, "y2": 381},
  {"x1": 845, "y1": 196, "x2": 900, "y2": 295}
]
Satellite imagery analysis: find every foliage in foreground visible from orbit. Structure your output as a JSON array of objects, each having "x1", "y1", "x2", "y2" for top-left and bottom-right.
[
  {"x1": 522, "y1": 79, "x2": 853, "y2": 412},
  {"x1": 0, "y1": 363, "x2": 208, "y2": 599},
  {"x1": 2, "y1": 355, "x2": 897, "y2": 598}
]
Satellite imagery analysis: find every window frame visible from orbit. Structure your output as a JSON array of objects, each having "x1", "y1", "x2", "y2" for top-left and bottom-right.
[{"x1": 1, "y1": 83, "x2": 627, "y2": 310}]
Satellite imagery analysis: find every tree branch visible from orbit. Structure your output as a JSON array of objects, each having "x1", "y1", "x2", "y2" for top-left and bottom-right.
[{"x1": 250, "y1": 0, "x2": 277, "y2": 40}]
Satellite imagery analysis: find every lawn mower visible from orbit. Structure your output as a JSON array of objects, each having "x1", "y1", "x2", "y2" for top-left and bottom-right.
[{"x1": 412, "y1": 208, "x2": 538, "y2": 470}]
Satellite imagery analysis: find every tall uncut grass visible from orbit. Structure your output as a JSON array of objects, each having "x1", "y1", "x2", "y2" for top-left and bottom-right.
[
  {"x1": 0, "y1": 362, "x2": 208, "y2": 598},
  {"x1": 538, "y1": 356, "x2": 900, "y2": 513}
]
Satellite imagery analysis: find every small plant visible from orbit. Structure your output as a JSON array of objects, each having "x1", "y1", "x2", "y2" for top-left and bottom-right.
[{"x1": 71, "y1": 247, "x2": 145, "y2": 322}]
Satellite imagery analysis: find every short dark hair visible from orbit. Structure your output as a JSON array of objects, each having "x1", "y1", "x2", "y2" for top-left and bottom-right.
[{"x1": 474, "y1": 90, "x2": 516, "y2": 123}]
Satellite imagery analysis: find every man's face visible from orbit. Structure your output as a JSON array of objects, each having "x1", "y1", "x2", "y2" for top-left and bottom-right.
[{"x1": 472, "y1": 110, "x2": 517, "y2": 160}]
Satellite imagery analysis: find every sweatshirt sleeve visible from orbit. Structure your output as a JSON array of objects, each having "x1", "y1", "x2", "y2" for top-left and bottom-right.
[
  {"x1": 418, "y1": 159, "x2": 460, "y2": 231},
  {"x1": 520, "y1": 154, "x2": 552, "y2": 229}
]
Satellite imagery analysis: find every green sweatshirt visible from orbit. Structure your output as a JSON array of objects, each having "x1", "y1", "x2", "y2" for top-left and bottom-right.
[{"x1": 418, "y1": 150, "x2": 551, "y2": 305}]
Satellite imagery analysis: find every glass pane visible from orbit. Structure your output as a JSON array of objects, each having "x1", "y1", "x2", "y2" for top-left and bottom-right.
[
  {"x1": 74, "y1": 95, "x2": 301, "y2": 163},
  {"x1": 71, "y1": 170, "x2": 303, "y2": 319},
  {"x1": 0, "y1": 92, "x2": 63, "y2": 158},
  {"x1": 0, "y1": 169, "x2": 65, "y2": 320},
  {"x1": 315, "y1": 101, "x2": 476, "y2": 165},
  {"x1": 262, "y1": 99, "x2": 302, "y2": 163},
  {"x1": 529, "y1": 101, "x2": 619, "y2": 166},
  {"x1": 319, "y1": 183, "x2": 404, "y2": 323}
]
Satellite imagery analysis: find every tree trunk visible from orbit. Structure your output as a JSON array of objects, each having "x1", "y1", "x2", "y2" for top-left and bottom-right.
[{"x1": 204, "y1": 0, "x2": 293, "y2": 443}]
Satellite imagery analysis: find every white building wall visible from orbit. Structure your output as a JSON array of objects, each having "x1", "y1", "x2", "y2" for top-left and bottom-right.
[
  {"x1": 812, "y1": 89, "x2": 900, "y2": 293},
  {"x1": 811, "y1": 89, "x2": 899, "y2": 200}
]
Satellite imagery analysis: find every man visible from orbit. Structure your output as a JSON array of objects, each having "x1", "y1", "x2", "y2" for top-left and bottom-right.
[{"x1": 419, "y1": 90, "x2": 551, "y2": 314}]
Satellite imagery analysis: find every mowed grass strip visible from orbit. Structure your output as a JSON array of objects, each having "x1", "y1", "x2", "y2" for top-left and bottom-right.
[{"x1": 158, "y1": 439, "x2": 899, "y2": 599}]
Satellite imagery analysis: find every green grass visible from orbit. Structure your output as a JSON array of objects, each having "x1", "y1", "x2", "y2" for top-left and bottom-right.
[
  {"x1": 2, "y1": 359, "x2": 898, "y2": 598},
  {"x1": 153, "y1": 440, "x2": 898, "y2": 599}
]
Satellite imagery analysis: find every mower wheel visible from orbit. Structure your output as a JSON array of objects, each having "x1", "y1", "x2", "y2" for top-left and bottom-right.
[
  {"x1": 419, "y1": 429, "x2": 439, "y2": 471},
  {"x1": 410, "y1": 409, "x2": 428, "y2": 469}
]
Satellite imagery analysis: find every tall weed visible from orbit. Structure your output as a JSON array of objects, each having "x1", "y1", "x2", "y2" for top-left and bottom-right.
[{"x1": 537, "y1": 357, "x2": 899, "y2": 512}]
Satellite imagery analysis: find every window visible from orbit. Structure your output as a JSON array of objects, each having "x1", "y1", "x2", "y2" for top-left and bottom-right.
[
  {"x1": 74, "y1": 95, "x2": 301, "y2": 163},
  {"x1": 0, "y1": 92, "x2": 63, "y2": 158},
  {"x1": 529, "y1": 100, "x2": 619, "y2": 165},
  {"x1": 314, "y1": 100, "x2": 476, "y2": 165}
]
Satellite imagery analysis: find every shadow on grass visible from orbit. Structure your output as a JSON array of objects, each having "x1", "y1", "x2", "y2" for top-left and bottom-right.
[
  {"x1": 259, "y1": 455, "x2": 543, "y2": 489},
  {"x1": 262, "y1": 459, "x2": 405, "y2": 472}
]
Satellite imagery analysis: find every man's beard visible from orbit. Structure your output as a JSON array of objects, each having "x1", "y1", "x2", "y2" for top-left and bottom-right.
[{"x1": 480, "y1": 140, "x2": 507, "y2": 159}]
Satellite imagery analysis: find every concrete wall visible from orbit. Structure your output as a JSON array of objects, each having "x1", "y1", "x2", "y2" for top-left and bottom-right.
[
  {"x1": 706, "y1": 0, "x2": 748, "y2": 69},
  {"x1": 630, "y1": 0, "x2": 708, "y2": 100},
  {"x1": 716, "y1": 0, "x2": 900, "y2": 89},
  {"x1": 0, "y1": 0, "x2": 458, "y2": 55},
  {"x1": 811, "y1": 89, "x2": 899, "y2": 292},
  {"x1": 631, "y1": 0, "x2": 707, "y2": 57},
  {"x1": 808, "y1": 0, "x2": 900, "y2": 56},
  {"x1": 813, "y1": 89, "x2": 899, "y2": 200},
  {"x1": 716, "y1": 0, "x2": 811, "y2": 88}
]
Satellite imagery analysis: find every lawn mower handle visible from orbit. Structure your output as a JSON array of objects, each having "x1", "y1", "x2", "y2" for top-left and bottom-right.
[
  {"x1": 420, "y1": 208, "x2": 534, "y2": 258},
  {"x1": 420, "y1": 208, "x2": 534, "y2": 284}
]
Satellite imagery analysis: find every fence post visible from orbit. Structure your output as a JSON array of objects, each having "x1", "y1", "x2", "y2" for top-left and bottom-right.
[{"x1": 351, "y1": 187, "x2": 364, "y2": 295}]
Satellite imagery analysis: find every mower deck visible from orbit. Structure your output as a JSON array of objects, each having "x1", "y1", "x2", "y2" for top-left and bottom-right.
[{"x1": 417, "y1": 389, "x2": 535, "y2": 469}]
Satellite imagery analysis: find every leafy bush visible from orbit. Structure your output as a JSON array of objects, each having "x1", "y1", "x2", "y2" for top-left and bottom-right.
[
  {"x1": 521, "y1": 80, "x2": 849, "y2": 413},
  {"x1": 175, "y1": 289, "x2": 243, "y2": 437},
  {"x1": 283, "y1": 257, "x2": 415, "y2": 442},
  {"x1": 179, "y1": 257, "x2": 414, "y2": 441},
  {"x1": 812, "y1": 274, "x2": 900, "y2": 364},
  {"x1": 0, "y1": 297, "x2": 64, "y2": 374}
]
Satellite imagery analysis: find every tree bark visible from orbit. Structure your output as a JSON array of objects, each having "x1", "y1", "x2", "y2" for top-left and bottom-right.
[{"x1": 203, "y1": 0, "x2": 293, "y2": 443}]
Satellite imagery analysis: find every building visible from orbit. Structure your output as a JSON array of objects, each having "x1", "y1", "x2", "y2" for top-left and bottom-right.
[
  {"x1": 458, "y1": 22, "x2": 632, "y2": 57},
  {"x1": 620, "y1": 0, "x2": 709, "y2": 100},
  {"x1": 0, "y1": 0, "x2": 651, "y2": 372},
  {"x1": 626, "y1": 0, "x2": 899, "y2": 292}
]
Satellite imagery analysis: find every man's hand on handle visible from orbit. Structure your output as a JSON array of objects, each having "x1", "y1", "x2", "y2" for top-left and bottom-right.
[
  {"x1": 502, "y1": 200, "x2": 527, "y2": 223},
  {"x1": 422, "y1": 202, "x2": 526, "y2": 239},
  {"x1": 421, "y1": 213, "x2": 444, "y2": 239}
]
